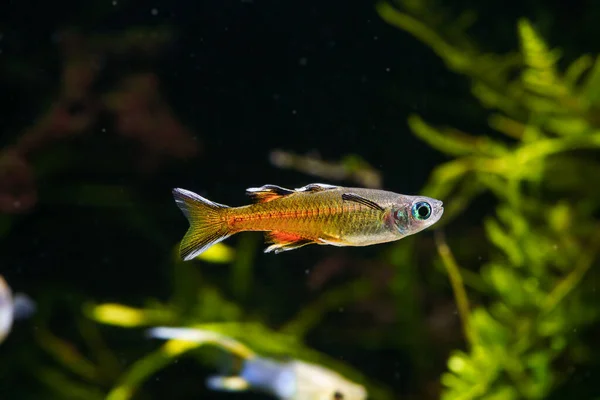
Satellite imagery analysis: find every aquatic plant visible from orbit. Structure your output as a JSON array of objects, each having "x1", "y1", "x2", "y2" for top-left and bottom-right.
[{"x1": 378, "y1": 2, "x2": 600, "y2": 399}]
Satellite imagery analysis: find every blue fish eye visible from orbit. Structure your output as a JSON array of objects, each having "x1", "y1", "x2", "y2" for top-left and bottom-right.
[{"x1": 412, "y1": 202, "x2": 432, "y2": 220}]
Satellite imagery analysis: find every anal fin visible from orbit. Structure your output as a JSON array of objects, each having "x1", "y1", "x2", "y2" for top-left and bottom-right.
[{"x1": 264, "y1": 231, "x2": 315, "y2": 254}]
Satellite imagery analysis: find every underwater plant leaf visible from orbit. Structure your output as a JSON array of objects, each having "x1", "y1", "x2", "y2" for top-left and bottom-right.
[
  {"x1": 517, "y1": 19, "x2": 564, "y2": 98},
  {"x1": 481, "y1": 385, "x2": 519, "y2": 400},
  {"x1": 564, "y1": 55, "x2": 594, "y2": 89},
  {"x1": 522, "y1": 351, "x2": 553, "y2": 398},
  {"x1": 579, "y1": 55, "x2": 600, "y2": 107},
  {"x1": 34, "y1": 366, "x2": 106, "y2": 400},
  {"x1": 408, "y1": 114, "x2": 508, "y2": 157},
  {"x1": 482, "y1": 263, "x2": 528, "y2": 308},
  {"x1": 543, "y1": 115, "x2": 590, "y2": 136},
  {"x1": 483, "y1": 217, "x2": 524, "y2": 267},
  {"x1": 85, "y1": 303, "x2": 175, "y2": 328},
  {"x1": 487, "y1": 114, "x2": 527, "y2": 140},
  {"x1": 472, "y1": 80, "x2": 526, "y2": 119},
  {"x1": 376, "y1": 2, "x2": 470, "y2": 72},
  {"x1": 34, "y1": 327, "x2": 100, "y2": 383},
  {"x1": 470, "y1": 308, "x2": 510, "y2": 348},
  {"x1": 192, "y1": 241, "x2": 236, "y2": 263}
]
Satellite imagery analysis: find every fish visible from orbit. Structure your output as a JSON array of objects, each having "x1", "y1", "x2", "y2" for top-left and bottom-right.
[
  {"x1": 172, "y1": 183, "x2": 444, "y2": 261},
  {"x1": 207, "y1": 356, "x2": 368, "y2": 400},
  {"x1": 147, "y1": 326, "x2": 367, "y2": 400},
  {"x1": 0, "y1": 275, "x2": 36, "y2": 344}
]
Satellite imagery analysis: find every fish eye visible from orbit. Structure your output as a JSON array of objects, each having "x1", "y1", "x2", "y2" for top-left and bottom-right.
[
  {"x1": 333, "y1": 391, "x2": 344, "y2": 400},
  {"x1": 411, "y1": 201, "x2": 432, "y2": 221}
]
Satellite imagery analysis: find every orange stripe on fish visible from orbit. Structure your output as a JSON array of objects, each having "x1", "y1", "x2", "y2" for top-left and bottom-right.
[{"x1": 172, "y1": 183, "x2": 444, "y2": 261}]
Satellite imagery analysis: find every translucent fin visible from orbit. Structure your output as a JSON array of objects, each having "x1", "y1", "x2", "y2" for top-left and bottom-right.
[
  {"x1": 172, "y1": 188, "x2": 231, "y2": 261},
  {"x1": 246, "y1": 184, "x2": 295, "y2": 203},
  {"x1": 295, "y1": 183, "x2": 339, "y2": 192},
  {"x1": 206, "y1": 376, "x2": 250, "y2": 392},
  {"x1": 147, "y1": 326, "x2": 223, "y2": 342},
  {"x1": 264, "y1": 231, "x2": 315, "y2": 254},
  {"x1": 12, "y1": 293, "x2": 35, "y2": 320},
  {"x1": 341, "y1": 193, "x2": 384, "y2": 211}
]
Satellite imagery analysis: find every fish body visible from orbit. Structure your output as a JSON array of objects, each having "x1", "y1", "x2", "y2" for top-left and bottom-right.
[
  {"x1": 172, "y1": 183, "x2": 443, "y2": 261},
  {"x1": 0, "y1": 276, "x2": 14, "y2": 344}
]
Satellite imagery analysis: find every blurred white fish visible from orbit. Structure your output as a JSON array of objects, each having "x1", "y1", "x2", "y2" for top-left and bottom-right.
[
  {"x1": 148, "y1": 326, "x2": 368, "y2": 400},
  {"x1": 0, "y1": 275, "x2": 36, "y2": 344}
]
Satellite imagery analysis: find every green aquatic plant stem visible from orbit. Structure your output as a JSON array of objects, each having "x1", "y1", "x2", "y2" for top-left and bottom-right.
[{"x1": 435, "y1": 230, "x2": 474, "y2": 346}]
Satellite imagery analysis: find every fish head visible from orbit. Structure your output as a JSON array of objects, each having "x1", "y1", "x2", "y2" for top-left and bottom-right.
[{"x1": 387, "y1": 195, "x2": 444, "y2": 237}]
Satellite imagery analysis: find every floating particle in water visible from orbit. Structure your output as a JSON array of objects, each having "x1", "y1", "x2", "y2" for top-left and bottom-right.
[
  {"x1": 151, "y1": 8, "x2": 158, "y2": 15},
  {"x1": 298, "y1": 57, "x2": 307, "y2": 66}
]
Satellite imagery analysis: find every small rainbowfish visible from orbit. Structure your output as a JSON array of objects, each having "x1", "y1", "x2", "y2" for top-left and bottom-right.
[
  {"x1": 172, "y1": 183, "x2": 443, "y2": 261},
  {"x1": 206, "y1": 356, "x2": 368, "y2": 400}
]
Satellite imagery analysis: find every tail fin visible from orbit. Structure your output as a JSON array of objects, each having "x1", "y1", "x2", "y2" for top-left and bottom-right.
[{"x1": 172, "y1": 188, "x2": 231, "y2": 261}]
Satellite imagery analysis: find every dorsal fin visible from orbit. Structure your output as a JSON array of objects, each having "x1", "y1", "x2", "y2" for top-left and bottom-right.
[
  {"x1": 341, "y1": 193, "x2": 384, "y2": 211},
  {"x1": 295, "y1": 183, "x2": 339, "y2": 193},
  {"x1": 246, "y1": 185, "x2": 295, "y2": 203}
]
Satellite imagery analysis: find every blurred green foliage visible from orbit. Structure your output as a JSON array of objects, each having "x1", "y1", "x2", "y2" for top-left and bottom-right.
[{"x1": 378, "y1": 1, "x2": 600, "y2": 399}]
